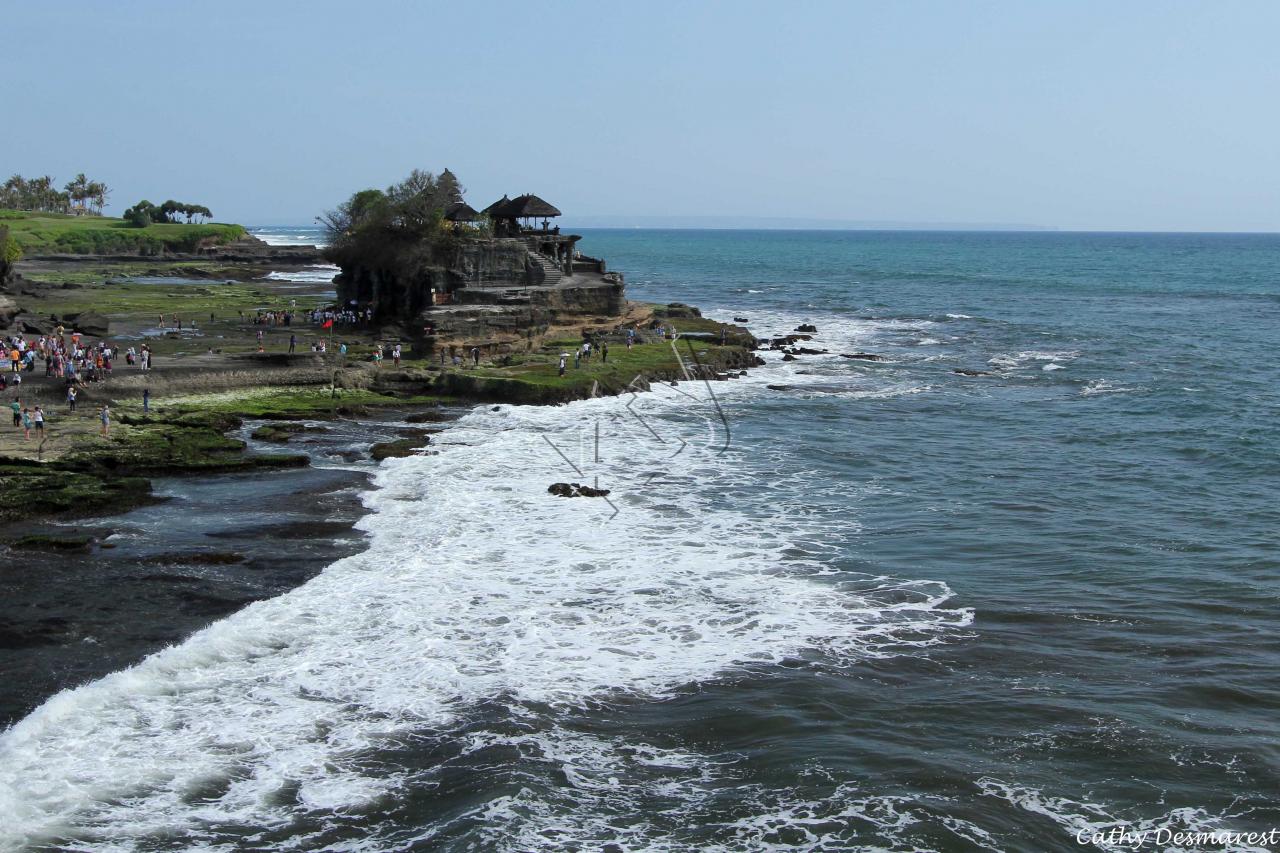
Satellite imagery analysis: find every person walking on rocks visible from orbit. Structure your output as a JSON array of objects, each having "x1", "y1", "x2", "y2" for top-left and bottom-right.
[
  {"x1": 33, "y1": 406, "x2": 44, "y2": 437},
  {"x1": 11, "y1": 397, "x2": 21, "y2": 428},
  {"x1": 143, "y1": 389, "x2": 150, "y2": 414},
  {"x1": 99, "y1": 404, "x2": 110, "y2": 437},
  {"x1": 21, "y1": 408, "x2": 31, "y2": 441},
  {"x1": 471, "y1": 347, "x2": 480, "y2": 367},
  {"x1": 67, "y1": 386, "x2": 77, "y2": 412},
  {"x1": 602, "y1": 342, "x2": 609, "y2": 363},
  {"x1": 289, "y1": 334, "x2": 296, "y2": 353},
  {"x1": 393, "y1": 344, "x2": 401, "y2": 367}
]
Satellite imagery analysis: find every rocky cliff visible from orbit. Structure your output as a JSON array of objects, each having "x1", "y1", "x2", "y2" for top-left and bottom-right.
[{"x1": 332, "y1": 235, "x2": 628, "y2": 349}]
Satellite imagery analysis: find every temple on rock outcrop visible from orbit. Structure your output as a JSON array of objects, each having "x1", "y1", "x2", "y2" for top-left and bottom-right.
[{"x1": 331, "y1": 189, "x2": 625, "y2": 354}]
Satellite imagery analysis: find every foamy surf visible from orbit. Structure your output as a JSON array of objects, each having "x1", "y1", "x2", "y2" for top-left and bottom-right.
[
  {"x1": 266, "y1": 265, "x2": 340, "y2": 283},
  {"x1": 0, "y1": 382, "x2": 970, "y2": 851}
]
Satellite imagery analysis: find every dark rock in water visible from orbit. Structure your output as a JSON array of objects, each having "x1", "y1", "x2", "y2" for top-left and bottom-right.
[
  {"x1": 767, "y1": 384, "x2": 791, "y2": 391},
  {"x1": 793, "y1": 347, "x2": 827, "y2": 355},
  {"x1": 370, "y1": 437, "x2": 429, "y2": 460},
  {"x1": 548, "y1": 482, "x2": 611, "y2": 498},
  {"x1": 733, "y1": 316, "x2": 750, "y2": 323},
  {"x1": 654, "y1": 303, "x2": 702, "y2": 319},
  {"x1": 782, "y1": 354, "x2": 797, "y2": 361},
  {"x1": 953, "y1": 368, "x2": 993, "y2": 376},
  {"x1": 206, "y1": 519, "x2": 358, "y2": 540},
  {"x1": 142, "y1": 551, "x2": 247, "y2": 565},
  {"x1": 795, "y1": 324, "x2": 818, "y2": 333},
  {"x1": 840, "y1": 352, "x2": 887, "y2": 361},
  {"x1": 8, "y1": 534, "x2": 96, "y2": 551},
  {"x1": 251, "y1": 423, "x2": 309, "y2": 442}
]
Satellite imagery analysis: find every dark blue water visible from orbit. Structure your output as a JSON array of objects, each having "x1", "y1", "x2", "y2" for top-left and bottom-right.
[
  {"x1": 578, "y1": 228, "x2": 1280, "y2": 847},
  {"x1": 4, "y1": 229, "x2": 1278, "y2": 851}
]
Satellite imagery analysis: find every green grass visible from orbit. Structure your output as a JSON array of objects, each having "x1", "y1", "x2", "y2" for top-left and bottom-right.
[
  {"x1": 0, "y1": 209, "x2": 245, "y2": 255},
  {"x1": 27, "y1": 280, "x2": 314, "y2": 317},
  {"x1": 141, "y1": 386, "x2": 452, "y2": 419},
  {"x1": 438, "y1": 322, "x2": 754, "y2": 403}
]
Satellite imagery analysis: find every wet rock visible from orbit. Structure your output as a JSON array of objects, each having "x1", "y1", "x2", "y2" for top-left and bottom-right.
[
  {"x1": 795, "y1": 323, "x2": 818, "y2": 333},
  {"x1": 548, "y1": 482, "x2": 612, "y2": 498},
  {"x1": 840, "y1": 352, "x2": 887, "y2": 361},
  {"x1": 0, "y1": 295, "x2": 20, "y2": 329},
  {"x1": 370, "y1": 437, "x2": 429, "y2": 460},
  {"x1": 251, "y1": 423, "x2": 308, "y2": 442},
  {"x1": 654, "y1": 303, "x2": 702, "y2": 318},
  {"x1": 8, "y1": 533, "x2": 96, "y2": 551},
  {"x1": 142, "y1": 551, "x2": 247, "y2": 565},
  {"x1": 782, "y1": 354, "x2": 797, "y2": 361},
  {"x1": 733, "y1": 316, "x2": 750, "y2": 323},
  {"x1": 953, "y1": 368, "x2": 993, "y2": 376},
  {"x1": 63, "y1": 310, "x2": 110, "y2": 336}
]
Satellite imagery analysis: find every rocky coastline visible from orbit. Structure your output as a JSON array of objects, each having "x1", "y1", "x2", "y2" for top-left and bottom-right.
[{"x1": 0, "y1": 235, "x2": 767, "y2": 720}]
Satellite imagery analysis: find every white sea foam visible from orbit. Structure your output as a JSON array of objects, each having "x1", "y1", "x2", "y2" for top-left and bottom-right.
[
  {"x1": 988, "y1": 350, "x2": 1080, "y2": 371},
  {"x1": 1081, "y1": 379, "x2": 1139, "y2": 396},
  {"x1": 265, "y1": 264, "x2": 340, "y2": 284},
  {"x1": 976, "y1": 778, "x2": 1255, "y2": 853},
  {"x1": 0, "y1": 383, "x2": 970, "y2": 851},
  {"x1": 249, "y1": 228, "x2": 328, "y2": 248}
]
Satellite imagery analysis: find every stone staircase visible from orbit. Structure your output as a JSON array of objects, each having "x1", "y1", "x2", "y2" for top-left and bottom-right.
[{"x1": 532, "y1": 252, "x2": 563, "y2": 287}]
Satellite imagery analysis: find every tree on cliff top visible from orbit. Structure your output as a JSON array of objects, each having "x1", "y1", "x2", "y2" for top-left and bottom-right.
[{"x1": 319, "y1": 168, "x2": 467, "y2": 267}]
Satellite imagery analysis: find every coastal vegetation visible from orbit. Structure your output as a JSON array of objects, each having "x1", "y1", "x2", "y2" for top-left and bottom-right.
[
  {"x1": 1, "y1": 173, "x2": 109, "y2": 215},
  {"x1": 0, "y1": 210, "x2": 244, "y2": 255},
  {"x1": 320, "y1": 167, "x2": 470, "y2": 267},
  {"x1": 122, "y1": 199, "x2": 214, "y2": 227}
]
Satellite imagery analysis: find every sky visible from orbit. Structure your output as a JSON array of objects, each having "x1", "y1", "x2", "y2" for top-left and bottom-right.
[{"x1": 4, "y1": 1, "x2": 1278, "y2": 231}]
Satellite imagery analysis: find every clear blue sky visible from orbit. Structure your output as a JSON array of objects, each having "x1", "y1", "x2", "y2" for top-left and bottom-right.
[{"x1": 5, "y1": 1, "x2": 1277, "y2": 230}]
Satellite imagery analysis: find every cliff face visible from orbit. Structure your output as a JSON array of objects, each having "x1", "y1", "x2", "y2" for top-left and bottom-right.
[
  {"x1": 334, "y1": 239, "x2": 543, "y2": 312},
  {"x1": 333, "y1": 236, "x2": 626, "y2": 345}
]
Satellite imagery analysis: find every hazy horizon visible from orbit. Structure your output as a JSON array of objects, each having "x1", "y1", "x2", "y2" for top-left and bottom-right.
[{"x1": 5, "y1": 1, "x2": 1278, "y2": 232}]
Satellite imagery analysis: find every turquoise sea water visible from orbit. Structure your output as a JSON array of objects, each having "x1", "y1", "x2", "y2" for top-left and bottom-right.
[{"x1": 2, "y1": 228, "x2": 1277, "y2": 851}]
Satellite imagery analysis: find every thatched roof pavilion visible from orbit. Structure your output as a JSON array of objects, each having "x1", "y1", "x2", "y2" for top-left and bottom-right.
[
  {"x1": 483, "y1": 194, "x2": 562, "y2": 235},
  {"x1": 504, "y1": 194, "x2": 561, "y2": 219},
  {"x1": 443, "y1": 201, "x2": 480, "y2": 222},
  {"x1": 482, "y1": 195, "x2": 513, "y2": 217}
]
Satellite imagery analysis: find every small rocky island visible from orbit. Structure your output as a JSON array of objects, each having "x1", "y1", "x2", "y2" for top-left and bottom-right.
[{"x1": 324, "y1": 170, "x2": 629, "y2": 358}]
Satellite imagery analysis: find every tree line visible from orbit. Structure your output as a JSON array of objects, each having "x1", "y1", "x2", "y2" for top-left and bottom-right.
[
  {"x1": 122, "y1": 199, "x2": 214, "y2": 227},
  {"x1": 1, "y1": 173, "x2": 109, "y2": 215},
  {"x1": 320, "y1": 167, "x2": 467, "y2": 264}
]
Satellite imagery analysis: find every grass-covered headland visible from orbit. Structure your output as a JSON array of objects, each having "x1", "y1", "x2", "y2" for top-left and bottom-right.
[{"x1": 0, "y1": 210, "x2": 245, "y2": 256}]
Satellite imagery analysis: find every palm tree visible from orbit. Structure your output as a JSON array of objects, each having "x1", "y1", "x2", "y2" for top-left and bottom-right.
[
  {"x1": 87, "y1": 181, "x2": 108, "y2": 215},
  {"x1": 64, "y1": 173, "x2": 88, "y2": 213}
]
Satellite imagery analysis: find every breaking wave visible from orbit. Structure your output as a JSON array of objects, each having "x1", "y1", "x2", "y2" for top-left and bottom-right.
[{"x1": 0, "y1": 383, "x2": 970, "y2": 851}]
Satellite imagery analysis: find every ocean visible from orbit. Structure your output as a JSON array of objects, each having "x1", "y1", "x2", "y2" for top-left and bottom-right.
[{"x1": 2, "y1": 228, "x2": 1278, "y2": 851}]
